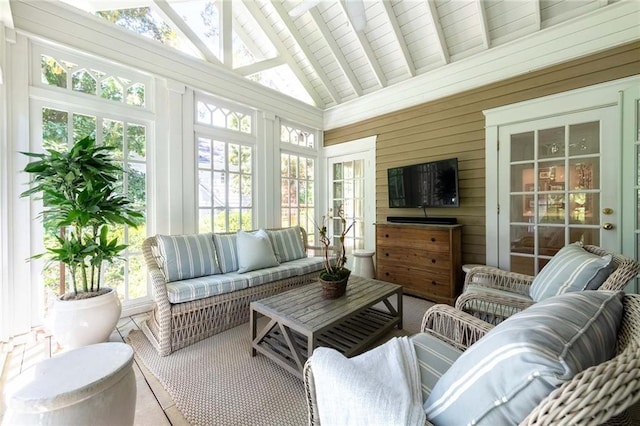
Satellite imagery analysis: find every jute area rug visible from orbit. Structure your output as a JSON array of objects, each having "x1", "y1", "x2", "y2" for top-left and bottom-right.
[{"x1": 127, "y1": 295, "x2": 432, "y2": 426}]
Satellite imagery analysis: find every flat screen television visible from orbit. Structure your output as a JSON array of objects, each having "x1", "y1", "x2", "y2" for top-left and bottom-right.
[{"x1": 387, "y1": 158, "x2": 460, "y2": 208}]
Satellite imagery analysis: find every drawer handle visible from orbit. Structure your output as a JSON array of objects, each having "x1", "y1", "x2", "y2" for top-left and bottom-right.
[
  {"x1": 431, "y1": 259, "x2": 436, "y2": 263},
  {"x1": 385, "y1": 234, "x2": 389, "y2": 238},
  {"x1": 385, "y1": 253, "x2": 389, "y2": 257},
  {"x1": 385, "y1": 272, "x2": 390, "y2": 276},
  {"x1": 431, "y1": 280, "x2": 437, "y2": 285},
  {"x1": 431, "y1": 237, "x2": 436, "y2": 242}
]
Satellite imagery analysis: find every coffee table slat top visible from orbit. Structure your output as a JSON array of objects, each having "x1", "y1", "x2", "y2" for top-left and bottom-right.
[{"x1": 251, "y1": 276, "x2": 401, "y2": 333}]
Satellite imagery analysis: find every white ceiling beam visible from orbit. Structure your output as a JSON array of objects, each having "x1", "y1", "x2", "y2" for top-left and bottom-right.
[
  {"x1": 220, "y1": 0, "x2": 233, "y2": 67},
  {"x1": 425, "y1": 0, "x2": 449, "y2": 64},
  {"x1": 533, "y1": 0, "x2": 542, "y2": 30},
  {"x1": 234, "y1": 56, "x2": 285, "y2": 76},
  {"x1": 270, "y1": 0, "x2": 341, "y2": 104},
  {"x1": 338, "y1": 0, "x2": 386, "y2": 88},
  {"x1": 232, "y1": 17, "x2": 267, "y2": 61},
  {"x1": 152, "y1": 0, "x2": 222, "y2": 66},
  {"x1": 241, "y1": 0, "x2": 325, "y2": 108},
  {"x1": 475, "y1": 0, "x2": 490, "y2": 49},
  {"x1": 380, "y1": 0, "x2": 415, "y2": 78},
  {"x1": 0, "y1": 0, "x2": 13, "y2": 28},
  {"x1": 309, "y1": 7, "x2": 363, "y2": 97}
]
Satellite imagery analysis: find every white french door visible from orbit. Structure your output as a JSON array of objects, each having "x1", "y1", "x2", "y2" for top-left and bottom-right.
[
  {"x1": 497, "y1": 107, "x2": 619, "y2": 275},
  {"x1": 324, "y1": 136, "x2": 376, "y2": 271}
]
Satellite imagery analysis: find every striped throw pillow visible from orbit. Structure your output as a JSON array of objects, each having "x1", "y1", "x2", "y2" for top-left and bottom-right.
[
  {"x1": 529, "y1": 242, "x2": 614, "y2": 302},
  {"x1": 424, "y1": 291, "x2": 623, "y2": 426},
  {"x1": 213, "y1": 233, "x2": 239, "y2": 273},
  {"x1": 267, "y1": 227, "x2": 306, "y2": 262},
  {"x1": 156, "y1": 233, "x2": 220, "y2": 282}
]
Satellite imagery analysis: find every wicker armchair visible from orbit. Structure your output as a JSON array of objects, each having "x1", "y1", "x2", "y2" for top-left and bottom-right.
[
  {"x1": 303, "y1": 294, "x2": 640, "y2": 425},
  {"x1": 455, "y1": 245, "x2": 640, "y2": 324}
]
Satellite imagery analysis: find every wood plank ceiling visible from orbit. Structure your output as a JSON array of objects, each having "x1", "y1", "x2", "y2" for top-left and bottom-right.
[{"x1": 71, "y1": 0, "x2": 621, "y2": 109}]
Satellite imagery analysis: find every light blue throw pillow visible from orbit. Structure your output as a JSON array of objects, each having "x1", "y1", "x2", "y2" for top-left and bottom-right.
[
  {"x1": 529, "y1": 242, "x2": 614, "y2": 302},
  {"x1": 213, "y1": 233, "x2": 239, "y2": 273},
  {"x1": 236, "y1": 229, "x2": 280, "y2": 273},
  {"x1": 267, "y1": 227, "x2": 306, "y2": 263},
  {"x1": 156, "y1": 233, "x2": 220, "y2": 282},
  {"x1": 424, "y1": 290, "x2": 623, "y2": 426}
]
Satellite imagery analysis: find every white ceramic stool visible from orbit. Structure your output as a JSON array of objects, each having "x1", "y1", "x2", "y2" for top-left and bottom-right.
[
  {"x1": 353, "y1": 250, "x2": 376, "y2": 278},
  {"x1": 2, "y1": 342, "x2": 136, "y2": 426}
]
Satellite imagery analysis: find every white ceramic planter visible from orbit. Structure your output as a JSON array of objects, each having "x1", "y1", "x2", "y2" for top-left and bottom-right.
[{"x1": 49, "y1": 288, "x2": 122, "y2": 349}]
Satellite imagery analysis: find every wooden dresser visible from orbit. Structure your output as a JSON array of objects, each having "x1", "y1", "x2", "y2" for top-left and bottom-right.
[{"x1": 375, "y1": 222, "x2": 463, "y2": 305}]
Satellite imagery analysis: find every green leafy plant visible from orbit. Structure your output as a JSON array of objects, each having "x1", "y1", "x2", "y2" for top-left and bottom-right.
[
  {"x1": 20, "y1": 136, "x2": 144, "y2": 298},
  {"x1": 316, "y1": 205, "x2": 354, "y2": 281}
]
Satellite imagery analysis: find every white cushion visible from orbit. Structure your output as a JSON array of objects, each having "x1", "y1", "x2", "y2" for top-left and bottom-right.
[{"x1": 236, "y1": 229, "x2": 279, "y2": 273}]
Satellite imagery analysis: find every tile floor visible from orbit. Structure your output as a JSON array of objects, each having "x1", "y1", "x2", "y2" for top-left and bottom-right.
[{"x1": 0, "y1": 313, "x2": 189, "y2": 425}]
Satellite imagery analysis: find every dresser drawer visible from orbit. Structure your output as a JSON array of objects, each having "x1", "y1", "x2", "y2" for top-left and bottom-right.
[
  {"x1": 377, "y1": 227, "x2": 450, "y2": 252},
  {"x1": 376, "y1": 265, "x2": 452, "y2": 297}
]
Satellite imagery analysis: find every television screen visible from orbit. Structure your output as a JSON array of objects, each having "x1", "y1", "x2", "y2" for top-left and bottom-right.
[{"x1": 388, "y1": 158, "x2": 459, "y2": 208}]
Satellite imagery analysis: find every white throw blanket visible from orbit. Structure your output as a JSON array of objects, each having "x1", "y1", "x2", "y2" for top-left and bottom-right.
[{"x1": 310, "y1": 336, "x2": 426, "y2": 426}]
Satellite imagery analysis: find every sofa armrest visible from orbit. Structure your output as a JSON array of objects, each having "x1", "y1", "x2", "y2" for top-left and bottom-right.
[
  {"x1": 464, "y1": 266, "x2": 534, "y2": 295},
  {"x1": 421, "y1": 304, "x2": 494, "y2": 351},
  {"x1": 142, "y1": 236, "x2": 174, "y2": 356}
]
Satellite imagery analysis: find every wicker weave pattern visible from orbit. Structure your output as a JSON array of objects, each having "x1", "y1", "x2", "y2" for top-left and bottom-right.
[
  {"x1": 303, "y1": 294, "x2": 640, "y2": 426},
  {"x1": 455, "y1": 245, "x2": 640, "y2": 324},
  {"x1": 142, "y1": 227, "x2": 321, "y2": 356}
]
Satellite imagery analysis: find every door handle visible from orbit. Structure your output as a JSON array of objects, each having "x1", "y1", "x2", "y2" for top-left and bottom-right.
[{"x1": 602, "y1": 222, "x2": 614, "y2": 230}]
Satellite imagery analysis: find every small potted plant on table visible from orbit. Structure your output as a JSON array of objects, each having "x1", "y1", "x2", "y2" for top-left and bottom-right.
[
  {"x1": 21, "y1": 135, "x2": 143, "y2": 349},
  {"x1": 316, "y1": 205, "x2": 355, "y2": 299}
]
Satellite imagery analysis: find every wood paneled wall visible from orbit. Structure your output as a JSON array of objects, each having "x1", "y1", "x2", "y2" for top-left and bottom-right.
[{"x1": 324, "y1": 41, "x2": 640, "y2": 266}]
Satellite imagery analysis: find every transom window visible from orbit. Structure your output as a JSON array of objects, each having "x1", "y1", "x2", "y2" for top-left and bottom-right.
[{"x1": 36, "y1": 46, "x2": 149, "y2": 109}]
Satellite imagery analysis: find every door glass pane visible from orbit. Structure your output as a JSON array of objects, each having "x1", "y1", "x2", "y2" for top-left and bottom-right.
[
  {"x1": 538, "y1": 127, "x2": 564, "y2": 160},
  {"x1": 569, "y1": 122, "x2": 599, "y2": 156},
  {"x1": 511, "y1": 194, "x2": 532, "y2": 223},
  {"x1": 569, "y1": 193, "x2": 599, "y2": 225},
  {"x1": 569, "y1": 227, "x2": 599, "y2": 246},
  {"x1": 570, "y1": 159, "x2": 598, "y2": 190},
  {"x1": 511, "y1": 255, "x2": 535, "y2": 276},
  {"x1": 538, "y1": 226, "x2": 564, "y2": 256},
  {"x1": 511, "y1": 131, "x2": 534, "y2": 161},
  {"x1": 511, "y1": 225, "x2": 534, "y2": 254}
]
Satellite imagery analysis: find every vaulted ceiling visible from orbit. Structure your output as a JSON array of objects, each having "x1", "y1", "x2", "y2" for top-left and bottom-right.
[{"x1": 60, "y1": 0, "x2": 622, "y2": 110}]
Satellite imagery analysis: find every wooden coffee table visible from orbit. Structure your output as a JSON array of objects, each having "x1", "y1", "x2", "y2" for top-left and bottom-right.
[{"x1": 250, "y1": 275, "x2": 403, "y2": 378}]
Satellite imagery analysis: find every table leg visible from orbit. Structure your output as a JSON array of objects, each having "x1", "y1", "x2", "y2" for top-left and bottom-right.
[{"x1": 250, "y1": 307, "x2": 257, "y2": 356}]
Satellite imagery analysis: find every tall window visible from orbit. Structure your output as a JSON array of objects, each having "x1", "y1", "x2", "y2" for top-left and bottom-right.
[
  {"x1": 280, "y1": 123, "x2": 316, "y2": 240},
  {"x1": 196, "y1": 95, "x2": 255, "y2": 232},
  {"x1": 36, "y1": 45, "x2": 150, "y2": 304}
]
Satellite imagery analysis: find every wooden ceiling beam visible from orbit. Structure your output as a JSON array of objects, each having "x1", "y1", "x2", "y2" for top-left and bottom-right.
[
  {"x1": 380, "y1": 0, "x2": 415, "y2": 78},
  {"x1": 338, "y1": 0, "x2": 386, "y2": 88},
  {"x1": 424, "y1": 0, "x2": 449, "y2": 64},
  {"x1": 242, "y1": 0, "x2": 325, "y2": 107},
  {"x1": 152, "y1": 0, "x2": 222, "y2": 66},
  {"x1": 270, "y1": 0, "x2": 341, "y2": 104},
  {"x1": 309, "y1": 7, "x2": 363, "y2": 97}
]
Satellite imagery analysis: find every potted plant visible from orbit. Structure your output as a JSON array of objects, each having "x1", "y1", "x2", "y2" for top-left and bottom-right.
[
  {"x1": 21, "y1": 135, "x2": 143, "y2": 348},
  {"x1": 316, "y1": 205, "x2": 355, "y2": 299}
]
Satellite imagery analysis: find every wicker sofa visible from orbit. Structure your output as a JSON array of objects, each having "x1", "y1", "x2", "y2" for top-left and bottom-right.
[
  {"x1": 304, "y1": 292, "x2": 640, "y2": 425},
  {"x1": 142, "y1": 226, "x2": 325, "y2": 356}
]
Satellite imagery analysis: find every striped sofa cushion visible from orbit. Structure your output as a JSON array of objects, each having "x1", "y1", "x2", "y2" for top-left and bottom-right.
[
  {"x1": 156, "y1": 233, "x2": 220, "y2": 282},
  {"x1": 424, "y1": 290, "x2": 623, "y2": 426},
  {"x1": 267, "y1": 227, "x2": 306, "y2": 262},
  {"x1": 239, "y1": 264, "x2": 301, "y2": 287},
  {"x1": 282, "y1": 257, "x2": 327, "y2": 275},
  {"x1": 165, "y1": 273, "x2": 249, "y2": 304},
  {"x1": 213, "y1": 233, "x2": 239, "y2": 273},
  {"x1": 529, "y1": 242, "x2": 614, "y2": 302},
  {"x1": 411, "y1": 333, "x2": 462, "y2": 403}
]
